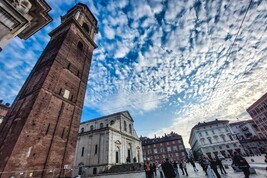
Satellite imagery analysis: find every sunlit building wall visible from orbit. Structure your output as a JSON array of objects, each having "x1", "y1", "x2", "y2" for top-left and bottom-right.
[
  {"x1": 189, "y1": 119, "x2": 244, "y2": 159},
  {"x1": 247, "y1": 92, "x2": 267, "y2": 139}
]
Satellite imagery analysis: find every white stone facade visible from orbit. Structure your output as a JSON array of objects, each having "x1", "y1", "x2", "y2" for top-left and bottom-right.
[
  {"x1": 189, "y1": 119, "x2": 245, "y2": 159},
  {"x1": 0, "y1": 0, "x2": 52, "y2": 50},
  {"x1": 73, "y1": 111, "x2": 143, "y2": 176}
]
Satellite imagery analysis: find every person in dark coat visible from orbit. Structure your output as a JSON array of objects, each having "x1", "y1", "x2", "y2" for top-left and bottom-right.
[
  {"x1": 216, "y1": 156, "x2": 227, "y2": 174},
  {"x1": 179, "y1": 159, "x2": 185, "y2": 175},
  {"x1": 153, "y1": 163, "x2": 157, "y2": 177},
  {"x1": 190, "y1": 158, "x2": 198, "y2": 172},
  {"x1": 232, "y1": 152, "x2": 250, "y2": 178},
  {"x1": 173, "y1": 160, "x2": 179, "y2": 176},
  {"x1": 210, "y1": 157, "x2": 221, "y2": 178},
  {"x1": 162, "y1": 158, "x2": 176, "y2": 178}
]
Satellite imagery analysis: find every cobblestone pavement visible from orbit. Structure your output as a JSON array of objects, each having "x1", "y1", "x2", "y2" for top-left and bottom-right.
[{"x1": 91, "y1": 164, "x2": 267, "y2": 178}]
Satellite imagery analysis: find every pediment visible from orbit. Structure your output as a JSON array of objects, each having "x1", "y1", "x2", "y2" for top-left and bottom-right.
[{"x1": 121, "y1": 111, "x2": 134, "y2": 122}]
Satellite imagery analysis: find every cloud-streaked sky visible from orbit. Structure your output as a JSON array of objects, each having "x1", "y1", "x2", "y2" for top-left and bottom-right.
[{"x1": 0, "y1": 0, "x2": 266, "y2": 147}]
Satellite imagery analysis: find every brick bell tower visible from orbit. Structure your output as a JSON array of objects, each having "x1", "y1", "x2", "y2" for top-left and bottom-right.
[{"x1": 0, "y1": 3, "x2": 97, "y2": 178}]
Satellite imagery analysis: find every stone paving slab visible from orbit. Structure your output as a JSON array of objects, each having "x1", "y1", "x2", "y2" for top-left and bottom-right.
[{"x1": 89, "y1": 163, "x2": 267, "y2": 178}]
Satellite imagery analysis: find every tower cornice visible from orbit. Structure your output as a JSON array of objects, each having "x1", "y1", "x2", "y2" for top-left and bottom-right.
[{"x1": 49, "y1": 17, "x2": 98, "y2": 49}]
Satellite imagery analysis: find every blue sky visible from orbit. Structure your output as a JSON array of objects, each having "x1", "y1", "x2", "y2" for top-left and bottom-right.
[{"x1": 0, "y1": 0, "x2": 266, "y2": 147}]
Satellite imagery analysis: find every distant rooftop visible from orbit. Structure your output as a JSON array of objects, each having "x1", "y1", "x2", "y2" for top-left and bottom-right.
[
  {"x1": 81, "y1": 110, "x2": 133, "y2": 124},
  {"x1": 191, "y1": 119, "x2": 229, "y2": 130},
  {"x1": 141, "y1": 132, "x2": 182, "y2": 145}
]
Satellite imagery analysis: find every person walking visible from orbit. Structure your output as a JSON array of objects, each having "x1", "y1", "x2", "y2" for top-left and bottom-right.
[
  {"x1": 216, "y1": 156, "x2": 227, "y2": 174},
  {"x1": 158, "y1": 162, "x2": 164, "y2": 178},
  {"x1": 144, "y1": 161, "x2": 153, "y2": 178},
  {"x1": 179, "y1": 159, "x2": 185, "y2": 175},
  {"x1": 153, "y1": 163, "x2": 157, "y2": 177},
  {"x1": 232, "y1": 152, "x2": 250, "y2": 178},
  {"x1": 189, "y1": 158, "x2": 198, "y2": 172},
  {"x1": 210, "y1": 157, "x2": 221, "y2": 178},
  {"x1": 162, "y1": 158, "x2": 176, "y2": 178},
  {"x1": 202, "y1": 157, "x2": 209, "y2": 176},
  {"x1": 173, "y1": 160, "x2": 179, "y2": 176},
  {"x1": 182, "y1": 159, "x2": 189, "y2": 176}
]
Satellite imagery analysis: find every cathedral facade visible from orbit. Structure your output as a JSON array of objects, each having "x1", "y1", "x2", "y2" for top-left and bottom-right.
[{"x1": 73, "y1": 111, "x2": 143, "y2": 176}]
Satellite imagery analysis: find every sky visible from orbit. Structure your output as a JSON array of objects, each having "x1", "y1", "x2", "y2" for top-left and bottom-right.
[{"x1": 0, "y1": 0, "x2": 266, "y2": 147}]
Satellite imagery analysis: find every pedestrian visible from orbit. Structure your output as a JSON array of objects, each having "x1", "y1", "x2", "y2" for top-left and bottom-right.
[
  {"x1": 173, "y1": 160, "x2": 179, "y2": 176},
  {"x1": 182, "y1": 159, "x2": 189, "y2": 176},
  {"x1": 210, "y1": 157, "x2": 221, "y2": 178},
  {"x1": 162, "y1": 158, "x2": 176, "y2": 178},
  {"x1": 144, "y1": 161, "x2": 153, "y2": 178},
  {"x1": 216, "y1": 156, "x2": 227, "y2": 174},
  {"x1": 158, "y1": 162, "x2": 164, "y2": 178},
  {"x1": 232, "y1": 152, "x2": 250, "y2": 178},
  {"x1": 202, "y1": 157, "x2": 209, "y2": 176},
  {"x1": 189, "y1": 158, "x2": 198, "y2": 172},
  {"x1": 153, "y1": 163, "x2": 157, "y2": 177},
  {"x1": 179, "y1": 159, "x2": 185, "y2": 175}
]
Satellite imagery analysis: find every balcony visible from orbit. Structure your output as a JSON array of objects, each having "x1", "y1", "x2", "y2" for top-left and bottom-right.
[{"x1": 241, "y1": 127, "x2": 248, "y2": 131}]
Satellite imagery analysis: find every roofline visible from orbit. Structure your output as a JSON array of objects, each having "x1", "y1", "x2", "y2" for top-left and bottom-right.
[
  {"x1": 189, "y1": 119, "x2": 229, "y2": 144},
  {"x1": 68, "y1": 2, "x2": 98, "y2": 25},
  {"x1": 81, "y1": 110, "x2": 131, "y2": 124},
  {"x1": 247, "y1": 92, "x2": 267, "y2": 111}
]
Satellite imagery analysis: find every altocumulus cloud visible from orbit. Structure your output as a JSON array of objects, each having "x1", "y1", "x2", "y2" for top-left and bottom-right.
[{"x1": 0, "y1": 0, "x2": 266, "y2": 146}]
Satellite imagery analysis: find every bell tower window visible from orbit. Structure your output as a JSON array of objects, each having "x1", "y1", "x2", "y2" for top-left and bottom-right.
[
  {"x1": 77, "y1": 41, "x2": 83, "y2": 51},
  {"x1": 82, "y1": 23, "x2": 89, "y2": 33}
]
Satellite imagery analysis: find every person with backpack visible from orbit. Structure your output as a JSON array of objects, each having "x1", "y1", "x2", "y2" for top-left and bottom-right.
[{"x1": 144, "y1": 161, "x2": 153, "y2": 178}]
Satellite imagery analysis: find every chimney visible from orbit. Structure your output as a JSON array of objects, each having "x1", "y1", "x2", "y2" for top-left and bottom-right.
[{"x1": 154, "y1": 134, "x2": 156, "y2": 138}]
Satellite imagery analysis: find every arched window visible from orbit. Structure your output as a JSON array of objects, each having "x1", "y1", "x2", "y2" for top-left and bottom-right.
[
  {"x1": 82, "y1": 23, "x2": 89, "y2": 33},
  {"x1": 77, "y1": 41, "x2": 83, "y2": 51},
  {"x1": 100, "y1": 123, "x2": 103, "y2": 128},
  {"x1": 129, "y1": 124, "x2": 132, "y2": 134},
  {"x1": 110, "y1": 120, "x2": 115, "y2": 125},
  {"x1": 90, "y1": 125, "x2": 94, "y2": 131},
  {"x1": 124, "y1": 121, "x2": 127, "y2": 131}
]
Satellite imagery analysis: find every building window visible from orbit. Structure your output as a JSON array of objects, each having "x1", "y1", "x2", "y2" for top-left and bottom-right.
[
  {"x1": 81, "y1": 147, "x2": 84, "y2": 157},
  {"x1": 129, "y1": 124, "x2": 132, "y2": 134},
  {"x1": 95, "y1": 144, "x2": 98, "y2": 154},
  {"x1": 173, "y1": 146, "x2": 178, "y2": 151},
  {"x1": 93, "y1": 168, "x2": 97, "y2": 175},
  {"x1": 228, "y1": 134, "x2": 233, "y2": 141},
  {"x1": 90, "y1": 125, "x2": 94, "y2": 131},
  {"x1": 212, "y1": 130, "x2": 215, "y2": 134},
  {"x1": 110, "y1": 120, "x2": 115, "y2": 125},
  {"x1": 82, "y1": 23, "x2": 89, "y2": 33},
  {"x1": 167, "y1": 147, "x2": 171, "y2": 152},
  {"x1": 77, "y1": 41, "x2": 83, "y2": 51},
  {"x1": 205, "y1": 131, "x2": 208, "y2": 135},
  {"x1": 154, "y1": 148, "x2": 158, "y2": 154},
  {"x1": 124, "y1": 121, "x2": 127, "y2": 131},
  {"x1": 100, "y1": 123, "x2": 103, "y2": 128},
  {"x1": 81, "y1": 128, "x2": 84, "y2": 133},
  {"x1": 207, "y1": 137, "x2": 212, "y2": 144},
  {"x1": 221, "y1": 135, "x2": 226, "y2": 142}
]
